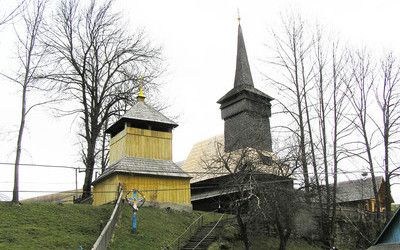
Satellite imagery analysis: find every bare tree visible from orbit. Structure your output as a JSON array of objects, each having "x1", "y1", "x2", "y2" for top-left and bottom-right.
[
  {"x1": 375, "y1": 52, "x2": 400, "y2": 220},
  {"x1": 204, "y1": 141, "x2": 296, "y2": 250},
  {"x1": 43, "y1": 0, "x2": 163, "y2": 200},
  {"x1": 345, "y1": 49, "x2": 381, "y2": 218},
  {"x1": 0, "y1": 0, "x2": 25, "y2": 27},
  {"x1": 329, "y1": 40, "x2": 351, "y2": 244},
  {"x1": 0, "y1": 0, "x2": 48, "y2": 203},
  {"x1": 204, "y1": 144, "x2": 254, "y2": 250},
  {"x1": 269, "y1": 15, "x2": 313, "y2": 199}
]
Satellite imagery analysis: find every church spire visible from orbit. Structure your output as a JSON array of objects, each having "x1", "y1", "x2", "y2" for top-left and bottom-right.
[
  {"x1": 234, "y1": 23, "x2": 254, "y2": 88},
  {"x1": 218, "y1": 22, "x2": 273, "y2": 153}
]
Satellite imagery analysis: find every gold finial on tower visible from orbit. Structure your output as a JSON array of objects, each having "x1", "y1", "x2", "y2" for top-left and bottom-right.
[
  {"x1": 237, "y1": 8, "x2": 241, "y2": 23},
  {"x1": 137, "y1": 76, "x2": 145, "y2": 102}
]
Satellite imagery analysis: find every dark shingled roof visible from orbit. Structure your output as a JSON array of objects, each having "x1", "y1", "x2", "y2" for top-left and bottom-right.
[
  {"x1": 218, "y1": 24, "x2": 273, "y2": 104},
  {"x1": 92, "y1": 157, "x2": 190, "y2": 185},
  {"x1": 106, "y1": 101, "x2": 178, "y2": 134},
  {"x1": 217, "y1": 84, "x2": 274, "y2": 104},
  {"x1": 336, "y1": 176, "x2": 384, "y2": 203},
  {"x1": 234, "y1": 24, "x2": 253, "y2": 88}
]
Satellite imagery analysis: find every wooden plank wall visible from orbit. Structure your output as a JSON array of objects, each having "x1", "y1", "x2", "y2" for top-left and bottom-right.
[
  {"x1": 109, "y1": 127, "x2": 172, "y2": 163},
  {"x1": 93, "y1": 174, "x2": 191, "y2": 206},
  {"x1": 93, "y1": 175, "x2": 120, "y2": 205}
]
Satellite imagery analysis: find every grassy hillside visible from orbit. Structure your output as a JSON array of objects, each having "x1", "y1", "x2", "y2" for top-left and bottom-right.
[
  {"x1": 109, "y1": 206, "x2": 220, "y2": 249},
  {"x1": 0, "y1": 202, "x2": 113, "y2": 249}
]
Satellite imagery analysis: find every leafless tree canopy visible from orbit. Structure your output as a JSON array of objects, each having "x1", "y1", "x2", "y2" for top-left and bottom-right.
[
  {"x1": 267, "y1": 13, "x2": 400, "y2": 247},
  {"x1": 43, "y1": 0, "x2": 163, "y2": 199}
]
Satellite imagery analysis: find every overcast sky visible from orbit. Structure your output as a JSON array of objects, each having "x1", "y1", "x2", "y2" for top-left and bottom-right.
[{"x1": 1, "y1": 0, "x2": 400, "y2": 201}]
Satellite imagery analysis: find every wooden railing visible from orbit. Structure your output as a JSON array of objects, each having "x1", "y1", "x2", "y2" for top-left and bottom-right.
[
  {"x1": 162, "y1": 214, "x2": 205, "y2": 250},
  {"x1": 92, "y1": 185, "x2": 124, "y2": 250},
  {"x1": 192, "y1": 213, "x2": 225, "y2": 249}
]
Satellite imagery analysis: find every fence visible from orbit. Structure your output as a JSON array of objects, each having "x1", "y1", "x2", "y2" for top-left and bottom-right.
[
  {"x1": 192, "y1": 213, "x2": 225, "y2": 249},
  {"x1": 92, "y1": 185, "x2": 124, "y2": 250},
  {"x1": 162, "y1": 214, "x2": 204, "y2": 250}
]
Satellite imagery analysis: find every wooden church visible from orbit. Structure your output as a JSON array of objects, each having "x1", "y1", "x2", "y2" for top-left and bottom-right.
[
  {"x1": 182, "y1": 22, "x2": 291, "y2": 211},
  {"x1": 92, "y1": 89, "x2": 191, "y2": 210}
]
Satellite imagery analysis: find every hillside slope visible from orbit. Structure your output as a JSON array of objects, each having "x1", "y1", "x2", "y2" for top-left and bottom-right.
[
  {"x1": 109, "y1": 206, "x2": 220, "y2": 249},
  {"x1": 0, "y1": 202, "x2": 113, "y2": 249}
]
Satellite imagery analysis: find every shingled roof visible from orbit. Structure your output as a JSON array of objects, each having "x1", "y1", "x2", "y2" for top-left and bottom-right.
[
  {"x1": 218, "y1": 24, "x2": 273, "y2": 104},
  {"x1": 181, "y1": 135, "x2": 278, "y2": 184},
  {"x1": 105, "y1": 101, "x2": 178, "y2": 134},
  {"x1": 336, "y1": 176, "x2": 384, "y2": 203},
  {"x1": 92, "y1": 157, "x2": 190, "y2": 185}
]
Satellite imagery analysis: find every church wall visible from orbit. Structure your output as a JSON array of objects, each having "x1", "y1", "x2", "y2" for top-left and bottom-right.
[
  {"x1": 125, "y1": 127, "x2": 172, "y2": 160},
  {"x1": 224, "y1": 111, "x2": 272, "y2": 152},
  {"x1": 109, "y1": 129, "x2": 127, "y2": 164},
  {"x1": 93, "y1": 174, "x2": 191, "y2": 207},
  {"x1": 92, "y1": 175, "x2": 120, "y2": 205},
  {"x1": 109, "y1": 127, "x2": 173, "y2": 164}
]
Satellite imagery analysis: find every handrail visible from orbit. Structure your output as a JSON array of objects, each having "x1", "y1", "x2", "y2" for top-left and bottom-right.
[
  {"x1": 162, "y1": 209, "x2": 221, "y2": 250},
  {"x1": 92, "y1": 185, "x2": 124, "y2": 250},
  {"x1": 162, "y1": 214, "x2": 204, "y2": 250},
  {"x1": 193, "y1": 213, "x2": 225, "y2": 249}
]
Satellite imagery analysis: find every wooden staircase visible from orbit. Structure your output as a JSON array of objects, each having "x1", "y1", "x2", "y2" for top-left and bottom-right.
[{"x1": 181, "y1": 218, "x2": 224, "y2": 250}]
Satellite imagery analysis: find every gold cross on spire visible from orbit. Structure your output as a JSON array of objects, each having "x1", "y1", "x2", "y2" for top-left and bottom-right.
[{"x1": 137, "y1": 76, "x2": 145, "y2": 102}]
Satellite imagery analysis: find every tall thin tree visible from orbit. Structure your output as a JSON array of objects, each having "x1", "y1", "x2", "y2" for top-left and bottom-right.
[{"x1": 1, "y1": 0, "x2": 48, "y2": 203}]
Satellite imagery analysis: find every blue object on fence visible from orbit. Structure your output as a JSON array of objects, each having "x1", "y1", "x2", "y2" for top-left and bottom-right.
[
  {"x1": 132, "y1": 190, "x2": 137, "y2": 233},
  {"x1": 126, "y1": 190, "x2": 145, "y2": 234}
]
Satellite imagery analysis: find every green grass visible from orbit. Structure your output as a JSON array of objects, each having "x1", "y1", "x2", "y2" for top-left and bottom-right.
[
  {"x1": 229, "y1": 237, "x2": 321, "y2": 250},
  {"x1": 0, "y1": 202, "x2": 113, "y2": 249},
  {"x1": 208, "y1": 223, "x2": 321, "y2": 250},
  {"x1": 109, "y1": 206, "x2": 221, "y2": 249},
  {"x1": 209, "y1": 236, "x2": 321, "y2": 250}
]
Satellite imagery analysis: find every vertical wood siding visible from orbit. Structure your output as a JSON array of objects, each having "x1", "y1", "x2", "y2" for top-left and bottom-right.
[
  {"x1": 93, "y1": 175, "x2": 120, "y2": 205},
  {"x1": 109, "y1": 127, "x2": 172, "y2": 163},
  {"x1": 93, "y1": 174, "x2": 191, "y2": 206}
]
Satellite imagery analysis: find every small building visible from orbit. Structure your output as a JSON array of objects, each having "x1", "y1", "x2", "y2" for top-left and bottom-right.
[
  {"x1": 92, "y1": 90, "x2": 191, "y2": 210},
  {"x1": 368, "y1": 207, "x2": 400, "y2": 249},
  {"x1": 335, "y1": 176, "x2": 392, "y2": 213}
]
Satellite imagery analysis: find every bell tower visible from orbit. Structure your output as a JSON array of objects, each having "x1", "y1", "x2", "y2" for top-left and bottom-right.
[{"x1": 217, "y1": 23, "x2": 273, "y2": 152}]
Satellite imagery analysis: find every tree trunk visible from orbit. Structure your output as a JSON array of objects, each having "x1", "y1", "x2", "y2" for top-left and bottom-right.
[
  {"x1": 363, "y1": 129, "x2": 380, "y2": 219},
  {"x1": 330, "y1": 48, "x2": 339, "y2": 246},
  {"x1": 236, "y1": 209, "x2": 250, "y2": 250},
  {"x1": 293, "y1": 41, "x2": 310, "y2": 200},
  {"x1": 81, "y1": 139, "x2": 96, "y2": 200},
  {"x1": 12, "y1": 87, "x2": 27, "y2": 203}
]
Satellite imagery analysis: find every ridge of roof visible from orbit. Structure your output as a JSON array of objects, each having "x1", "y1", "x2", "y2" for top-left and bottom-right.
[
  {"x1": 122, "y1": 101, "x2": 177, "y2": 126},
  {"x1": 105, "y1": 101, "x2": 178, "y2": 134}
]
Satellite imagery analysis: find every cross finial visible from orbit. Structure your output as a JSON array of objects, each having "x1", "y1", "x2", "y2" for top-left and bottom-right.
[
  {"x1": 237, "y1": 8, "x2": 241, "y2": 23},
  {"x1": 137, "y1": 76, "x2": 145, "y2": 102}
]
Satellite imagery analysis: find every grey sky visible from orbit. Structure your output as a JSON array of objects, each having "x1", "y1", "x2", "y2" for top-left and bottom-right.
[{"x1": 0, "y1": 0, "x2": 399, "y2": 201}]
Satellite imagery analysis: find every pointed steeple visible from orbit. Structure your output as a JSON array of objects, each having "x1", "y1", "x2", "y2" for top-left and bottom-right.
[
  {"x1": 234, "y1": 24, "x2": 254, "y2": 87},
  {"x1": 218, "y1": 22, "x2": 274, "y2": 153}
]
